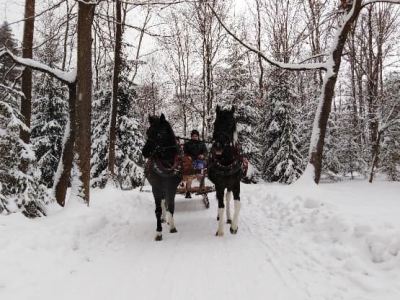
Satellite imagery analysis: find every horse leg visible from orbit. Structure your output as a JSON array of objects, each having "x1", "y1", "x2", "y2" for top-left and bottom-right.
[
  {"x1": 166, "y1": 190, "x2": 177, "y2": 233},
  {"x1": 225, "y1": 190, "x2": 232, "y2": 224},
  {"x1": 153, "y1": 187, "x2": 164, "y2": 241},
  {"x1": 230, "y1": 186, "x2": 241, "y2": 234},
  {"x1": 161, "y1": 199, "x2": 167, "y2": 223},
  {"x1": 216, "y1": 187, "x2": 225, "y2": 237}
]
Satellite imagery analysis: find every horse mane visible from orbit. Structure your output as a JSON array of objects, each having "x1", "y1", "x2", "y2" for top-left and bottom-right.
[
  {"x1": 148, "y1": 113, "x2": 176, "y2": 141},
  {"x1": 213, "y1": 105, "x2": 237, "y2": 142}
]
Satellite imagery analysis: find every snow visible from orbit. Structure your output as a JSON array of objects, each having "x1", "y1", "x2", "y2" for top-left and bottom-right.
[{"x1": 1, "y1": 176, "x2": 399, "y2": 300}]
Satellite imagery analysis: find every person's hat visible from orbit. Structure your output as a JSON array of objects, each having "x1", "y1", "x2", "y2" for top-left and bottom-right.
[{"x1": 191, "y1": 129, "x2": 200, "y2": 137}]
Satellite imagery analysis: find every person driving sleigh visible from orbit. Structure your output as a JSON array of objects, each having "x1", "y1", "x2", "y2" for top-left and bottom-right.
[{"x1": 183, "y1": 129, "x2": 208, "y2": 198}]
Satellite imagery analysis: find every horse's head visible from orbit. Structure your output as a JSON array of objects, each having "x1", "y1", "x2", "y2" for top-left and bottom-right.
[
  {"x1": 212, "y1": 105, "x2": 237, "y2": 155},
  {"x1": 142, "y1": 114, "x2": 177, "y2": 159}
]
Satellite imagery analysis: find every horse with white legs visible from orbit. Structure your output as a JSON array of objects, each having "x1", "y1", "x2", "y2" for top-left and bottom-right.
[
  {"x1": 142, "y1": 114, "x2": 182, "y2": 241},
  {"x1": 208, "y1": 105, "x2": 244, "y2": 236}
]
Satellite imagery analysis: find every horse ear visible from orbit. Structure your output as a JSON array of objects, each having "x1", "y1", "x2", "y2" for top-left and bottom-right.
[
  {"x1": 160, "y1": 113, "x2": 166, "y2": 122},
  {"x1": 231, "y1": 106, "x2": 235, "y2": 114},
  {"x1": 216, "y1": 105, "x2": 221, "y2": 114},
  {"x1": 149, "y1": 115, "x2": 154, "y2": 124}
]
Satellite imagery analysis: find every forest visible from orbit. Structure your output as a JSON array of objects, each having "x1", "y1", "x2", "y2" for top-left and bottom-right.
[{"x1": 0, "y1": 0, "x2": 400, "y2": 217}]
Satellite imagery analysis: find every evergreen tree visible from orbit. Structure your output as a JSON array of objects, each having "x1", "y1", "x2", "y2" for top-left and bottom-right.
[
  {"x1": 379, "y1": 72, "x2": 400, "y2": 181},
  {"x1": 325, "y1": 106, "x2": 367, "y2": 180},
  {"x1": 31, "y1": 74, "x2": 68, "y2": 187},
  {"x1": 91, "y1": 62, "x2": 145, "y2": 189},
  {"x1": 31, "y1": 22, "x2": 69, "y2": 188},
  {"x1": 214, "y1": 40, "x2": 259, "y2": 170},
  {"x1": 0, "y1": 21, "x2": 20, "y2": 84},
  {"x1": 91, "y1": 88, "x2": 112, "y2": 187},
  {"x1": 115, "y1": 80, "x2": 145, "y2": 189},
  {"x1": 260, "y1": 72, "x2": 303, "y2": 183},
  {"x1": 0, "y1": 87, "x2": 49, "y2": 217}
]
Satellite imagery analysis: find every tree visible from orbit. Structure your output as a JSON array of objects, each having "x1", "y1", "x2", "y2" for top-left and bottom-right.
[
  {"x1": 75, "y1": 2, "x2": 95, "y2": 205},
  {"x1": 108, "y1": 0, "x2": 123, "y2": 181},
  {"x1": 259, "y1": 72, "x2": 303, "y2": 183},
  {"x1": 31, "y1": 10, "x2": 69, "y2": 188},
  {"x1": 0, "y1": 22, "x2": 20, "y2": 84},
  {"x1": 91, "y1": 59, "x2": 144, "y2": 190},
  {"x1": 31, "y1": 74, "x2": 68, "y2": 187},
  {"x1": 0, "y1": 87, "x2": 49, "y2": 217},
  {"x1": 20, "y1": 0, "x2": 35, "y2": 145},
  {"x1": 210, "y1": 0, "x2": 400, "y2": 184}
]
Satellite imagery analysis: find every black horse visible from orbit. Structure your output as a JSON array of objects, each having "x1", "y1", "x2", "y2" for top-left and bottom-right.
[
  {"x1": 142, "y1": 114, "x2": 182, "y2": 241},
  {"x1": 208, "y1": 105, "x2": 244, "y2": 236}
]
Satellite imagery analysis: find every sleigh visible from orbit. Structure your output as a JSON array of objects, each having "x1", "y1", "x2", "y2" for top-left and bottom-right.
[{"x1": 176, "y1": 155, "x2": 215, "y2": 208}]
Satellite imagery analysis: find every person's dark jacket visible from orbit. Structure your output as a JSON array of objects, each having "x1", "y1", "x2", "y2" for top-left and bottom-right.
[{"x1": 183, "y1": 140, "x2": 208, "y2": 159}]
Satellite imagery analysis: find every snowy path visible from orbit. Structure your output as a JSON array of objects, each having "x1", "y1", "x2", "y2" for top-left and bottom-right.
[{"x1": 1, "y1": 181, "x2": 400, "y2": 300}]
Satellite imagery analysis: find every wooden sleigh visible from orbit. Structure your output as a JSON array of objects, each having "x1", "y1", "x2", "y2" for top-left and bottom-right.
[{"x1": 176, "y1": 155, "x2": 215, "y2": 208}]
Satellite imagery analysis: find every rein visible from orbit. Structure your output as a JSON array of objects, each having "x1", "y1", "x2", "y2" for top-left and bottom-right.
[
  {"x1": 209, "y1": 142, "x2": 243, "y2": 177},
  {"x1": 145, "y1": 138, "x2": 182, "y2": 178}
]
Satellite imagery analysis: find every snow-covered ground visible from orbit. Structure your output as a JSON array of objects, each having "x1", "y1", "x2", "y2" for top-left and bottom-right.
[{"x1": 1, "y1": 176, "x2": 399, "y2": 300}]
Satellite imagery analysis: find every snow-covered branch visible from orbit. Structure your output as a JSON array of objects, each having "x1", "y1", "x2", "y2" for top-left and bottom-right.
[
  {"x1": 0, "y1": 83, "x2": 25, "y2": 97},
  {"x1": 0, "y1": 48, "x2": 76, "y2": 84},
  {"x1": 207, "y1": 3, "x2": 327, "y2": 71},
  {"x1": 362, "y1": 0, "x2": 400, "y2": 8}
]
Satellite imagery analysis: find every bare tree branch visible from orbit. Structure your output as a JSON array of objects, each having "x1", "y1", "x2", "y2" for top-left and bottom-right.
[{"x1": 206, "y1": 3, "x2": 327, "y2": 71}]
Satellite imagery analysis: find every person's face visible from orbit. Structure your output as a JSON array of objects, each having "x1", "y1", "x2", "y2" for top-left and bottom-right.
[{"x1": 191, "y1": 134, "x2": 199, "y2": 140}]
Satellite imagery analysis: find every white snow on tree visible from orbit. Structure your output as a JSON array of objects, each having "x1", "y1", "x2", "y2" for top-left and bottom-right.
[
  {"x1": 214, "y1": 39, "x2": 259, "y2": 168},
  {"x1": 31, "y1": 74, "x2": 68, "y2": 187},
  {"x1": 259, "y1": 72, "x2": 303, "y2": 184},
  {"x1": 91, "y1": 62, "x2": 144, "y2": 189},
  {"x1": 377, "y1": 72, "x2": 400, "y2": 181},
  {"x1": 0, "y1": 87, "x2": 50, "y2": 217}
]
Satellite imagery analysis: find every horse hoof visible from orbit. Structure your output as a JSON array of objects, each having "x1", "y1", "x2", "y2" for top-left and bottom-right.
[
  {"x1": 170, "y1": 228, "x2": 178, "y2": 233},
  {"x1": 155, "y1": 234, "x2": 163, "y2": 241},
  {"x1": 230, "y1": 227, "x2": 238, "y2": 234},
  {"x1": 216, "y1": 216, "x2": 219, "y2": 221},
  {"x1": 215, "y1": 231, "x2": 224, "y2": 237},
  {"x1": 227, "y1": 219, "x2": 232, "y2": 224}
]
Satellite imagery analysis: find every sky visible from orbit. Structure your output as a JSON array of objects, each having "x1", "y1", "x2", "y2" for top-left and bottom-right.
[
  {"x1": 1, "y1": 174, "x2": 399, "y2": 300},
  {"x1": 1, "y1": 0, "x2": 24, "y2": 40}
]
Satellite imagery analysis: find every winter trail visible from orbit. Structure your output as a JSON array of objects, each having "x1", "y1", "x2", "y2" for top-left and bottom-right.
[{"x1": 2, "y1": 182, "x2": 397, "y2": 300}]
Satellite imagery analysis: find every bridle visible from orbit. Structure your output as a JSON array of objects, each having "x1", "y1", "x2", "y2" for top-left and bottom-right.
[
  {"x1": 145, "y1": 135, "x2": 182, "y2": 177},
  {"x1": 212, "y1": 131, "x2": 234, "y2": 149},
  {"x1": 209, "y1": 129, "x2": 243, "y2": 177}
]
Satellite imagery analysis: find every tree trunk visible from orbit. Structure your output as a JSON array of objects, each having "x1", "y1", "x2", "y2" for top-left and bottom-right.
[
  {"x1": 53, "y1": 83, "x2": 76, "y2": 207},
  {"x1": 20, "y1": 0, "x2": 35, "y2": 144},
  {"x1": 309, "y1": 0, "x2": 363, "y2": 184},
  {"x1": 369, "y1": 130, "x2": 381, "y2": 183},
  {"x1": 76, "y1": 2, "x2": 95, "y2": 205},
  {"x1": 256, "y1": 0, "x2": 264, "y2": 105},
  {"x1": 108, "y1": 0, "x2": 122, "y2": 179}
]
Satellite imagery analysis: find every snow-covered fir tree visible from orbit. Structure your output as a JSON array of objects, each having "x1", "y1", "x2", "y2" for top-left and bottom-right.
[
  {"x1": 324, "y1": 105, "x2": 367, "y2": 180},
  {"x1": 30, "y1": 16, "x2": 69, "y2": 187},
  {"x1": 214, "y1": 40, "x2": 259, "y2": 172},
  {"x1": 259, "y1": 71, "x2": 303, "y2": 183},
  {"x1": 31, "y1": 74, "x2": 68, "y2": 187},
  {"x1": 0, "y1": 88, "x2": 50, "y2": 217},
  {"x1": 0, "y1": 21, "x2": 20, "y2": 84},
  {"x1": 379, "y1": 72, "x2": 400, "y2": 181},
  {"x1": 91, "y1": 61, "x2": 144, "y2": 189}
]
